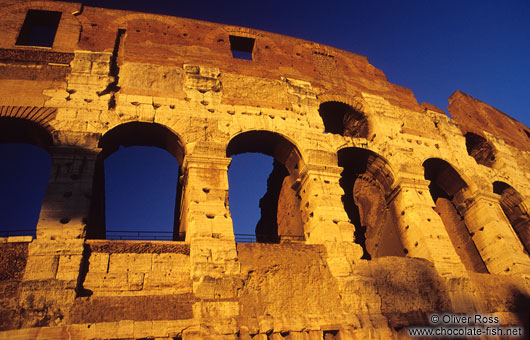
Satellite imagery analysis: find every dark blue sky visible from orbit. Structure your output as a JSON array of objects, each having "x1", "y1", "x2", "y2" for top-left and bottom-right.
[{"x1": 1, "y1": 0, "x2": 529, "y2": 238}]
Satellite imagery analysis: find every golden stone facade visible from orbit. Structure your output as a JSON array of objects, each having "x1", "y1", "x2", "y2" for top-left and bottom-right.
[{"x1": 0, "y1": 1, "x2": 529, "y2": 339}]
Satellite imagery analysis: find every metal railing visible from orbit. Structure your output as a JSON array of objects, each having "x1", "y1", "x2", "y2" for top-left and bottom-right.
[
  {"x1": 106, "y1": 230, "x2": 176, "y2": 241},
  {"x1": 0, "y1": 229, "x2": 36, "y2": 237},
  {"x1": 234, "y1": 233, "x2": 305, "y2": 243},
  {"x1": 234, "y1": 233, "x2": 257, "y2": 243},
  {"x1": 0, "y1": 229, "x2": 305, "y2": 243}
]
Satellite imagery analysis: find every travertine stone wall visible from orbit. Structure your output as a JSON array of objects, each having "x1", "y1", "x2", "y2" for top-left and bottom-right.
[{"x1": 1, "y1": 1, "x2": 530, "y2": 339}]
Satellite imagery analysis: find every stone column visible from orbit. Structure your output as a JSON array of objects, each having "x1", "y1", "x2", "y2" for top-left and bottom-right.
[
  {"x1": 456, "y1": 190, "x2": 530, "y2": 275},
  {"x1": 22, "y1": 145, "x2": 100, "y2": 326},
  {"x1": 298, "y1": 163, "x2": 364, "y2": 277},
  {"x1": 180, "y1": 155, "x2": 234, "y2": 243},
  {"x1": 386, "y1": 177, "x2": 469, "y2": 277},
  {"x1": 179, "y1": 155, "x2": 240, "y2": 337},
  {"x1": 299, "y1": 163, "x2": 356, "y2": 243},
  {"x1": 36, "y1": 146, "x2": 100, "y2": 240},
  {"x1": 510, "y1": 197, "x2": 530, "y2": 253},
  {"x1": 387, "y1": 177, "x2": 480, "y2": 312},
  {"x1": 179, "y1": 154, "x2": 239, "y2": 275}
]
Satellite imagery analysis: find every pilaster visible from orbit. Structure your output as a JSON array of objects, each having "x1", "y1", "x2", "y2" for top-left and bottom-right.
[
  {"x1": 387, "y1": 177, "x2": 479, "y2": 312},
  {"x1": 456, "y1": 190, "x2": 530, "y2": 275},
  {"x1": 179, "y1": 155, "x2": 240, "y2": 337},
  {"x1": 299, "y1": 164, "x2": 358, "y2": 244},
  {"x1": 36, "y1": 146, "x2": 100, "y2": 240}
]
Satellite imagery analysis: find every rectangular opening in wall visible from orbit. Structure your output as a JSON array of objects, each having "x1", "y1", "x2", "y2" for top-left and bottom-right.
[
  {"x1": 323, "y1": 330, "x2": 339, "y2": 339},
  {"x1": 229, "y1": 35, "x2": 254, "y2": 60},
  {"x1": 16, "y1": 9, "x2": 62, "y2": 48}
]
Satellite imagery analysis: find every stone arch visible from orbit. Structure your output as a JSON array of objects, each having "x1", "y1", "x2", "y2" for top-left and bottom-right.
[
  {"x1": 111, "y1": 13, "x2": 180, "y2": 28},
  {"x1": 227, "y1": 130, "x2": 305, "y2": 176},
  {"x1": 88, "y1": 122, "x2": 186, "y2": 240},
  {"x1": 423, "y1": 158, "x2": 469, "y2": 199},
  {"x1": 464, "y1": 131, "x2": 496, "y2": 167},
  {"x1": 99, "y1": 122, "x2": 186, "y2": 164},
  {"x1": 423, "y1": 158, "x2": 488, "y2": 273},
  {"x1": 318, "y1": 96, "x2": 369, "y2": 138},
  {"x1": 226, "y1": 130, "x2": 305, "y2": 242},
  {"x1": 493, "y1": 181, "x2": 530, "y2": 254},
  {"x1": 338, "y1": 147, "x2": 403, "y2": 259},
  {"x1": 0, "y1": 106, "x2": 56, "y2": 143}
]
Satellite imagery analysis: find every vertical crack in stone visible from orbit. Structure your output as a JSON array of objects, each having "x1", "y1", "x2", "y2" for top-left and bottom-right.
[{"x1": 96, "y1": 29, "x2": 125, "y2": 109}]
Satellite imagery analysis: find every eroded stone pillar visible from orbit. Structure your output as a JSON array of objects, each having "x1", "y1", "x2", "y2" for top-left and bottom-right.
[
  {"x1": 300, "y1": 164, "x2": 356, "y2": 243},
  {"x1": 387, "y1": 177, "x2": 480, "y2": 312},
  {"x1": 299, "y1": 163, "x2": 363, "y2": 277},
  {"x1": 23, "y1": 144, "x2": 100, "y2": 326},
  {"x1": 456, "y1": 190, "x2": 530, "y2": 275},
  {"x1": 36, "y1": 146, "x2": 100, "y2": 240},
  {"x1": 179, "y1": 155, "x2": 240, "y2": 337},
  {"x1": 180, "y1": 155, "x2": 234, "y2": 242},
  {"x1": 504, "y1": 196, "x2": 530, "y2": 253},
  {"x1": 180, "y1": 155, "x2": 238, "y2": 278},
  {"x1": 387, "y1": 178, "x2": 468, "y2": 276}
]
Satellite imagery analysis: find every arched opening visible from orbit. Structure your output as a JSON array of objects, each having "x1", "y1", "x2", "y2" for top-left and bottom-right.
[
  {"x1": 0, "y1": 118, "x2": 52, "y2": 237},
  {"x1": 226, "y1": 131, "x2": 305, "y2": 243},
  {"x1": 464, "y1": 132, "x2": 496, "y2": 167},
  {"x1": 493, "y1": 181, "x2": 530, "y2": 254},
  {"x1": 89, "y1": 122, "x2": 184, "y2": 241},
  {"x1": 338, "y1": 148, "x2": 404, "y2": 259},
  {"x1": 423, "y1": 158, "x2": 488, "y2": 273},
  {"x1": 318, "y1": 101, "x2": 368, "y2": 138}
]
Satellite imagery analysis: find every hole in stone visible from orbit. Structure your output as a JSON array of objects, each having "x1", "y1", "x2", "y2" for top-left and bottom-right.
[
  {"x1": 323, "y1": 330, "x2": 339, "y2": 339},
  {"x1": 60, "y1": 217, "x2": 70, "y2": 224}
]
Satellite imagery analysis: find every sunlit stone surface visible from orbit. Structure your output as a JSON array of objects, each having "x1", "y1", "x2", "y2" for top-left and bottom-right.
[{"x1": 0, "y1": 0, "x2": 529, "y2": 339}]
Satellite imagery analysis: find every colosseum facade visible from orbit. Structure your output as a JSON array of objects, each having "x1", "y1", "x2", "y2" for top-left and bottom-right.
[{"x1": 0, "y1": 1, "x2": 529, "y2": 339}]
